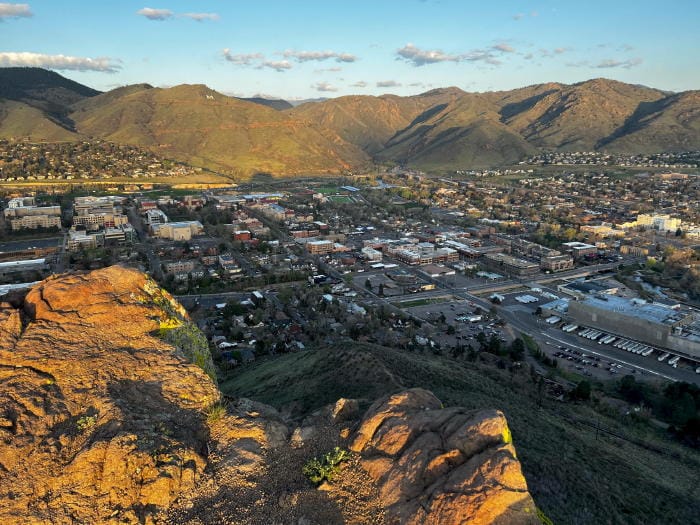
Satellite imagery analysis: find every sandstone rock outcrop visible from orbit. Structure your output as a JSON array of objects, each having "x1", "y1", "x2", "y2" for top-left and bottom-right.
[
  {"x1": 0, "y1": 267, "x2": 235, "y2": 524},
  {"x1": 349, "y1": 389, "x2": 540, "y2": 525},
  {"x1": 0, "y1": 267, "x2": 540, "y2": 524}
]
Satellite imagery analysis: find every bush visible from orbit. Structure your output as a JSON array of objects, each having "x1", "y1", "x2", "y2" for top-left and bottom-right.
[
  {"x1": 205, "y1": 401, "x2": 228, "y2": 423},
  {"x1": 161, "y1": 322, "x2": 217, "y2": 381},
  {"x1": 76, "y1": 415, "x2": 97, "y2": 433},
  {"x1": 302, "y1": 447, "x2": 349, "y2": 485}
]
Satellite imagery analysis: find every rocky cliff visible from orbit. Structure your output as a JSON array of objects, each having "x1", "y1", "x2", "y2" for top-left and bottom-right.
[{"x1": 0, "y1": 266, "x2": 540, "y2": 524}]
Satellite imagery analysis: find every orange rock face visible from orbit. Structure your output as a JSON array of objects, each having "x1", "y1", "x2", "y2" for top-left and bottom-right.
[
  {"x1": 350, "y1": 389, "x2": 540, "y2": 525},
  {"x1": 0, "y1": 267, "x2": 220, "y2": 524}
]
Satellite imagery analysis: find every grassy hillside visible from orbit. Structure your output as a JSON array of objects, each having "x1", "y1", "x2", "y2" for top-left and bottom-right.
[
  {"x1": 71, "y1": 83, "x2": 369, "y2": 178},
  {"x1": 377, "y1": 93, "x2": 537, "y2": 169},
  {"x1": 499, "y1": 79, "x2": 667, "y2": 151},
  {"x1": 0, "y1": 100, "x2": 80, "y2": 141},
  {"x1": 240, "y1": 97, "x2": 294, "y2": 111},
  {"x1": 0, "y1": 69, "x2": 698, "y2": 176},
  {"x1": 0, "y1": 67, "x2": 100, "y2": 131},
  {"x1": 601, "y1": 91, "x2": 700, "y2": 152},
  {"x1": 221, "y1": 343, "x2": 700, "y2": 525},
  {"x1": 290, "y1": 88, "x2": 464, "y2": 155}
]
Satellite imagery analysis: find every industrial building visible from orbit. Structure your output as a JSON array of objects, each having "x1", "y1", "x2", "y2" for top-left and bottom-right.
[
  {"x1": 568, "y1": 295, "x2": 700, "y2": 359},
  {"x1": 482, "y1": 253, "x2": 539, "y2": 278},
  {"x1": 0, "y1": 258, "x2": 49, "y2": 277}
]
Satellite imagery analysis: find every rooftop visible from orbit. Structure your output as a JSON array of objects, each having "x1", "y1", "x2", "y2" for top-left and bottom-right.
[{"x1": 580, "y1": 295, "x2": 690, "y2": 325}]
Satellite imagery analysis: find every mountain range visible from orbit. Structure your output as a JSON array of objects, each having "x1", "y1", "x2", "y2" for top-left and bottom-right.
[{"x1": 0, "y1": 67, "x2": 698, "y2": 177}]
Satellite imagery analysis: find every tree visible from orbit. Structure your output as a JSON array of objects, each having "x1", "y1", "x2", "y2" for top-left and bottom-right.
[
  {"x1": 572, "y1": 380, "x2": 591, "y2": 401},
  {"x1": 446, "y1": 324, "x2": 456, "y2": 335},
  {"x1": 509, "y1": 338, "x2": 525, "y2": 361}
]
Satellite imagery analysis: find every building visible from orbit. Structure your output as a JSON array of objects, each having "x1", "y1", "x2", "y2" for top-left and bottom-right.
[
  {"x1": 636, "y1": 214, "x2": 682, "y2": 232},
  {"x1": 569, "y1": 295, "x2": 699, "y2": 359},
  {"x1": 218, "y1": 254, "x2": 242, "y2": 276},
  {"x1": 561, "y1": 241, "x2": 597, "y2": 259},
  {"x1": 306, "y1": 240, "x2": 334, "y2": 255},
  {"x1": 73, "y1": 213, "x2": 129, "y2": 230},
  {"x1": 138, "y1": 200, "x2": 158, "y2": 212},
  {"x1": 0, "y1": 258, "x2": 48, "y2": 277},
  {"x1": 74, "y1": 196, "x2": 125, "y2": 216},
  {"x1": 580, "y1": 224, "x2": 626, "y2": 237},
  {"x1": 233, "y1": 230, "x2": 252, "y2": 241},
  {"x1": 145, "y1": 209, "x2": 169, "y2": 225},
  {"x1": 66, "y1": 229, "x2": 104, "y2": 251},
  {"x1": 483, "y1": 253, "x2": 539, "y2": 278},
  {"x1": 421, "y1": 264, "x2": 456, "y2": 277},
  {"x1": 4, "y1": 204, "x2": 61, "y2": 219},
  {"x1": 150, "y1": 221, "x2": 203, "y2": 241},
  {"x1": 164, "y1": 260, "x2": 196, "y2": 274},
  {"x1": 6, "y1": 196, "x2": 35, "y2": 208},
  {"x1": 361, "y1": 246, "x2": 383, "y2": 262},
  {"x1": 541, "y1": 254, "x2": 574, "y2": 272},
  {"x1": 103, "y1": 224, "x2": 136, "y2": 245},
  {"x1": 10, "y1": 215, "x2": 61, "y2": 231},
  {"x1": 558, "y1": 279, "x2": 618, "y2": 299}
]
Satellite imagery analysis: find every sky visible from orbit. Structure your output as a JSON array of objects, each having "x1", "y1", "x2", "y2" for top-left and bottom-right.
[{"x1": 1, "y1": 1, "x2": 699, "y2": 99}]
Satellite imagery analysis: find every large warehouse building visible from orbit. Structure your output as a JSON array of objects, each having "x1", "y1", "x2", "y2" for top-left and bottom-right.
[{"x1": 568, "y1": 295, "x2": 700, "y2": 359}]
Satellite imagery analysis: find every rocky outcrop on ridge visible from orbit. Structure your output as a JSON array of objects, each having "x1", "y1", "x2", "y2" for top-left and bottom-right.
[
  {"x1": 349, "y1": 389, "x2": 540, "y2": 525},
  {"x1": 0, "y1": 266, "x2": 539, "y2": 525}
]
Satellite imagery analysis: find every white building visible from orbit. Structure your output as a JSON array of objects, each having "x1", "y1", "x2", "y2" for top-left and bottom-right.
[{"x1": 151, "y1": 221, "x2": 204, "y2": 241}]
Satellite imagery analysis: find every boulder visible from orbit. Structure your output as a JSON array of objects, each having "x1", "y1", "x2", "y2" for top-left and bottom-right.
[{"x1": 350, "y1": 388, "x2": 540, "y2": 525}]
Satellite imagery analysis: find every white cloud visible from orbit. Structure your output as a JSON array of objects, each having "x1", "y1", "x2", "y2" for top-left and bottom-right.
[
  {"x1": 222, "y1": 49, "x2": 263, "y2": 65},
  {"x1": 463, "y1": 50, "x2": 501, "y2": 65},
  {"x1": 282, "y1": 50, "x2": 357, "y2": 63},
  {"x1": 0, "y1": 51, "x2": 121, "y2": 72},
  {"x1": 260, "y1": 60, "x2": 292, "y2": 72},
  {"x1": 313, "y1": 81, "x2": 338, "y2": 92},
  {"x1": 182, "y1": 12, "x2": 219, "y2": 21},
  {"x1": 137, "y1": 7, "x2": 173, "y2": 21},
  {"x1": 540, "y1": 47, "x2": 569, "y2": 58},
  {"x1": 595, "y1": 57, "x2": 643, "y2": 69},
  {"x1": 0, "y1": 3, "x2": 32, "y2": 19},
  {"x1": 377, "y1": 80, "x2": 401, "y2": 88},
  {"x1": 397, "y1": 43, "x2": 502, "y2": 66},
  {"x1": 351, "y1": 80, "x2": 367, "y2": 88},
  {"x1": 397, "y1": 43, "x2": 461, "y2": 66},
  {"x1": 492, "y1": 43, "x2": 515, "y2": 53}
]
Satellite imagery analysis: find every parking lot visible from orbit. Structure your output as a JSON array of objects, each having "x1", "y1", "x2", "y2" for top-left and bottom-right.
[{"x1": 403, "y1": 298, "x2": 509, "y2": 348}]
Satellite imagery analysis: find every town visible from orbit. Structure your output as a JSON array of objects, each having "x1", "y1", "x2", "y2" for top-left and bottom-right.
[{"x1": 1, "y1": 153, "x2": 700, "y2": 448}]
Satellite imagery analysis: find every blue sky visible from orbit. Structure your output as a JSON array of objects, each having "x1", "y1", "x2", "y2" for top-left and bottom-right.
[{"x1": 1, "y1": 1, "x2": 698, "y2": 99}]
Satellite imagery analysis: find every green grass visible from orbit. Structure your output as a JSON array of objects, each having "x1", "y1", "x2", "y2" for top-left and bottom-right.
[
  {"x1": 392, "y1": 297, "x2": 450, "y2": 308},
  {"x1": 327, "y1": 195, "x2": 353, "y2": 203},
  {"x1": 220, "y1": 342, "x2": 700, "y2": 525}
]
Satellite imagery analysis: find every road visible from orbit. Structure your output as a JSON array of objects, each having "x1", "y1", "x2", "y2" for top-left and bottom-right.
[{"x1": 127, "y1": 205, "x2": 163, "y2": 280}]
